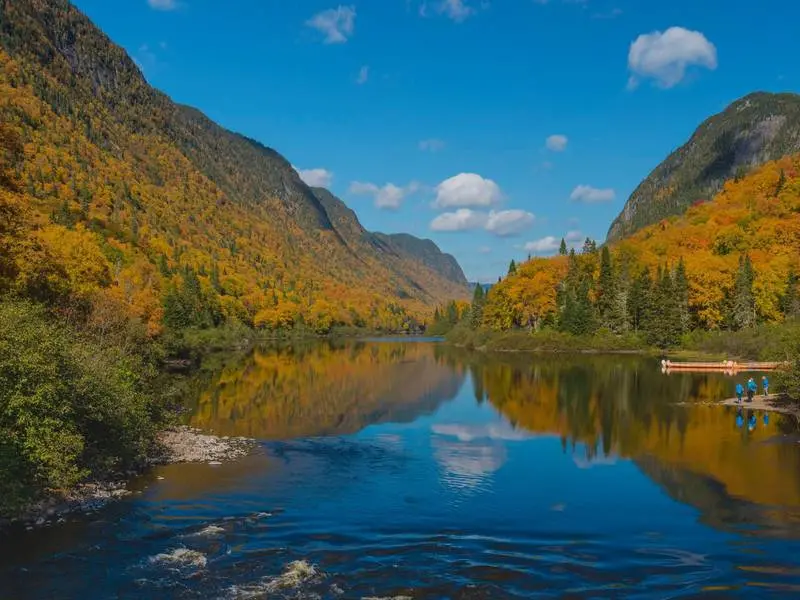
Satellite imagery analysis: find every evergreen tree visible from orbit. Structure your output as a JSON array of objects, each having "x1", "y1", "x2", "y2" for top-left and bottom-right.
[
  {"x1": 508, "y1": 260, "x2": 517, "y2": 275},
  {"x1": 595, "y1": 246, "x2": 617, "y2": 330},
  {"x1": 780, "y1": 270, "x2": 800, "y2": 319},
  {"x1": 775, "y1": 168, "x2": 786, "y2": 198},
  {"x1": 558, "y1": 250, "x2": 596, "y2": 336},
  {"x1": 470, "y1": 284, "x2": 485, "y2": 329},
  {"x1": 733, "y1": 254, "x2": 756, "y2": 329},
  {"x1": 210, "y1": 262, "x2": 222, "y2": 292},
  {"x1": 158, "y1": 254, "x2": 171, "y2": 277},
  {"x1": 446, "y1": 300, "x2": 459, "y2": 325},
  {"x1": 559, "y1": 238, "x2": 567, "y2": 255},
  {"x1": 628, "y1": 268, "x2": 652, "y2": 333},
  {"x1": 674, "y1": 258, "x2": 690, "y2": 332},
  {"x1": 647, "y1": 265, "x2": 682, "y2": 348}
]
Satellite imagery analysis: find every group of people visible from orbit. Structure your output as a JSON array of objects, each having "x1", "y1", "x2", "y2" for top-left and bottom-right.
[{"x1": 735, "y1": 376, "x2": 769, "y2": 404}]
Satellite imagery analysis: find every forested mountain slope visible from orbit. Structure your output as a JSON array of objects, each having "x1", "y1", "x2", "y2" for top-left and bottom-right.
[
  {"x1": 480, "y1": 153, "x2": 800, "y2": 344},
  {"x1": 608, "y1": 92, "x2": 800, "y2": 242},
  {"x1": 0, "y1": 0, "x2": 467, "y2": 334}
]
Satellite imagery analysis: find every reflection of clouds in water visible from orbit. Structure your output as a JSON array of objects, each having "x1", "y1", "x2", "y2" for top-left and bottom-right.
[
  {"x1": 432, "y1": 422, "x2": 532, "y2": 443},
  {"x1": 433, "y1": 438, "x2": 506, "y2": 494},
  {"x1": 373, "y1": 433, "x2": 403, "y2": 448},
  {"x1": 431, "y1": 421, "x2": 525, "y2": 494},
  {"x1": 572, "y1": 453, "x2": 618, "y2": 470}
]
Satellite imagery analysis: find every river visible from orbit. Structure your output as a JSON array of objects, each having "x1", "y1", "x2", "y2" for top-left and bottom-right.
[{"x1": 2, "y1": 339, "x2": 800, "y2": 598}]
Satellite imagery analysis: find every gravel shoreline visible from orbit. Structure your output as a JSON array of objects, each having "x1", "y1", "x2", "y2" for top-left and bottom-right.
[{"x1": 5, "y1": 426, "x2": 256, "y2": 530}]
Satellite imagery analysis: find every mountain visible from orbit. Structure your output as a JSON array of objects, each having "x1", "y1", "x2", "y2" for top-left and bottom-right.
[
  {"x1": 310, "y1": 187, "x2": 467, "y2": 290},
  {"x1": 0, "y1": 0, "x2": 468, "y2": 333},
  {"x1": 607, "y1": 92, "x2": 800, "y2": 242}
]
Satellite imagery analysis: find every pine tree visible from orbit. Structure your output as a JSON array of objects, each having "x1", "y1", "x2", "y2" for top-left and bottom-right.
[
  {"x1": 628, "y1": 268, "x2": 652, "y2": 333},
  {"x1": 780, "y1": 270, "x2": 800, "y2": 319},
  {"x1": 775, "y1": 168, "x2": 786, "y2": 198},
  {"x1": 158, "y1": 254, "x2": 171, "y2": 277},
  {"x1": 674, "y1": 258, "x2": 690, "y2": 332},
  {"x1": 508, "y1": 260, "x2": 517, "y2": 275},
  {"x1": 647, "y1": 265, "x2": 682, "y2": 348},
  {"x1": 446, "y1": 301, "x2": 459, "y2": 325},
  {"x1": 733, "y1": 254, "x2": 756, "y2": 329},
  {"x1": 559, "y1": 238, "x2": 567, "y2": 255},
  {"x1": 470, "y1": 284, "x2": 485, "y2": 329},
  {"x1": 595, "y1": 246, "x2": 617, "y2": 330}
]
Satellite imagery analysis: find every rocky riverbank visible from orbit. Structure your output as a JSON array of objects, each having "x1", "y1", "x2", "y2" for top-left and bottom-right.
[{"x1": 5, "y1": 427, "x2": 256, "y2": 530}]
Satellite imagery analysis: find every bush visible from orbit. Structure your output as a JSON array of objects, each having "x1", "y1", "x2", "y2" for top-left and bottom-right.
[
  {"x1": 446, "y1": 325, "x2": 648, "y2": 353},
  {"x1": 0, "y1": 299, "x2": 164, "y2": 517},
  {"x1": 679, "y1": 321, "x2": 800, "y2": 360}
]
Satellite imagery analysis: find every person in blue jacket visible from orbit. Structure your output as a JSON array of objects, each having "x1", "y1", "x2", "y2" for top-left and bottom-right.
[
  {"x1": 735, "y1": 382, "x2": 744, "y2": 404},
  {"x1": 762, "y1": 375, "x2": 769, "y2": 397},
  {"x1": 747, "y1": 377, "x2": 757, "y2": 402},
  {"x1": 736, "y1": 409, "x2": 744, "y2": 429}
]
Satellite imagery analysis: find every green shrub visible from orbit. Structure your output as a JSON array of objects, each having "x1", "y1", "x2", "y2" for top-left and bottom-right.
[{"x1": 0, "y1": 299, "x2": 163, "y2": 517}]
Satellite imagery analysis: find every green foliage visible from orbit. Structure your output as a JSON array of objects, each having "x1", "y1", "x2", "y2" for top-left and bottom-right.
[
  {"x1": 508, "y1": 260, "x2": 517, "y2": 275},
  {"x1": 162, "y1": 267, "x2": 224, "y2": 330},
  {"x1": 470, "y1": 284, "x2": 485, "y2": 329},
  {"x1": 0, "y1": 299, "x2": 164, "y2": 518}
]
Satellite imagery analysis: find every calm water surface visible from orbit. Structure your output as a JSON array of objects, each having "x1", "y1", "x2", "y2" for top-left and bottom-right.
[{"x1": 2, "y1": 340, "x2": 800, "y2": 599}]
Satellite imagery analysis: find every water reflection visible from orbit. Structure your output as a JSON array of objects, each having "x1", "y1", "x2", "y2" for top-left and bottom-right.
[
  {"x1": 186, "y1": 340, "x2": 465, "y2": 438},
  {"x1": 453, "y1": 350, "x2": 800, "y2": 535},
  {"x1": 184, "y1": 342, "x2": 800, "y2": 535},
  {"x1": 5, "y1": 341, "x2": 800, "y2": 598}
]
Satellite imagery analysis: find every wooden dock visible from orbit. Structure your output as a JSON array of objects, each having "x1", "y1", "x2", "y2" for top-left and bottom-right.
[{"x1": 661, "y1": 360, "x2": 785, "y2": 373}]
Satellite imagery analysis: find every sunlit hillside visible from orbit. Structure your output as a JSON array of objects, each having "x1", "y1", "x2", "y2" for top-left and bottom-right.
[{"x1": 0, "y1": 0, "x2": 469, "y2": 337}]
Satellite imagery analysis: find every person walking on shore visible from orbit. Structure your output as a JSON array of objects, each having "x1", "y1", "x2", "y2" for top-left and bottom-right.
[
  {"x1": 735, "y1": 382, "x2": 744, "y2": 404},
  {"x1": 762, "y1": 375, "x2": 769, "y2": 397},
  {"x1": 747, "y1": 377, "x2": 757, "y2": 403}
]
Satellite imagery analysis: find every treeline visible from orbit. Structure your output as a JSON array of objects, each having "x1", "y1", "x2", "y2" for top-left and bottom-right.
[
  {"x1": 438, "y1": 154, "x2": 800, "y2": 356},
  {"x1": 446, "y1": 241, "x2": 799, "y2": 351}
]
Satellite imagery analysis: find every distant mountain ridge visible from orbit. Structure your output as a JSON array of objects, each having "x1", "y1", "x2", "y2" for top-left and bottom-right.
[
  {"x1": 0, "y1": 0, "x2": 469, "y2": 331},
  {"x1": 608, "y1": 92, "x2": 800, "y2": 242}
]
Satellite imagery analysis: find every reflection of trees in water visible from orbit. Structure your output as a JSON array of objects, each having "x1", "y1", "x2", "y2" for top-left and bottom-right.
[
  {"x1": 450, "y1": 352, "x2": 712, "y2": 462},
  {"x1": 440, "y1": 348, "x2": 800, "y2": 518},
  {"x1": 635, "y1": 456, "x2": 800, "y2": 538},
  {"x1": 184, "y1": 341, "x2": 465, "y2": 438}
]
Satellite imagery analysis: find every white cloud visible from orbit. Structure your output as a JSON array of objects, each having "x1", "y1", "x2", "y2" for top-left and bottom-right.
[
  {"x1": 430, "y1": 209, "x2": 534, "y2": 237},
  {"x1": 356, "y1": 65, "x2": 369, "y2": 84},
  {"x1": 419, "y1": 138, "x2": 446, "y2": 152},
  {"x1": 438, "y1": 0, "x2": 475, "y2": 22},
  {"x1": 565, "y1": 229, "x2": 584, "y2": 243},
  {"x1": 434, "y1": 173, "x2": 502, "y2": 208},
  {"x1": 627, "y1": 26, "x2": 717, "y2": 89},
  {"x1": 430, "y1": 208, "x2": 488, "y2": 232},
  {"x1": 485, "y1": 210, "x2": 535, "y2": 237},
  {"x1": 478, "y1": 246, "x2": 492, "y2": 254},
  {"x1": 306, "y1": 6, "x2": 356, "y2": 44},
  {"x1": 294, "y1": 166, "x2": 334, "y2": 188},
  {"x1": 545, "y1": 134, "x2": 568, "y2": 152},
  {"x1": 349, "y1": 180, "x2": 419, "y2": 209},
  {"x1": 570, "y1": 185, "x2": 615, "y2": 203},
  {"x1": 524, "y1": 236, "x2": 560, "y2": 253},
  {"x1": 147, "y1": 0, "x2": 177, "y2": 10}
]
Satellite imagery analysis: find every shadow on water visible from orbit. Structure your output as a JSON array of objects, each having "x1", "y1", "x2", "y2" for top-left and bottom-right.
[{"x1": 3, "y1": 340, "x2": 800, "y2": 598}]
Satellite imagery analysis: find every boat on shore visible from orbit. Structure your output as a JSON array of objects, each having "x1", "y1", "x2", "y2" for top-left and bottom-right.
[{"x1": 661, "y1": 359, "x2": 784, "y2": 374}]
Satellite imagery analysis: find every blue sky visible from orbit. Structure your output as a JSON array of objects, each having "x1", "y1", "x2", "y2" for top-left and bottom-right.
[{"x1": 73, "y1": 0, "x2": 798, "y2": 283}]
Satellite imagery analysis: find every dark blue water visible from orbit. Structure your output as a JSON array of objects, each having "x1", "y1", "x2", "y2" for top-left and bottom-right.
[{"x1": 2, "y1": 341, "x2": 800, "y2": 598}]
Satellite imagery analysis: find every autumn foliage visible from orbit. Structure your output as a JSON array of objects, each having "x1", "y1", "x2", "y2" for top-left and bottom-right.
[{"x1": 478, "y1": 155, "x2": 800, "y2": 346}]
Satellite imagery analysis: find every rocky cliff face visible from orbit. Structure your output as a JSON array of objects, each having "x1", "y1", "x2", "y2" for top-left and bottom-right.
[{"x1": 608, "y1": 92, "x2": 800, "y2": 242}]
